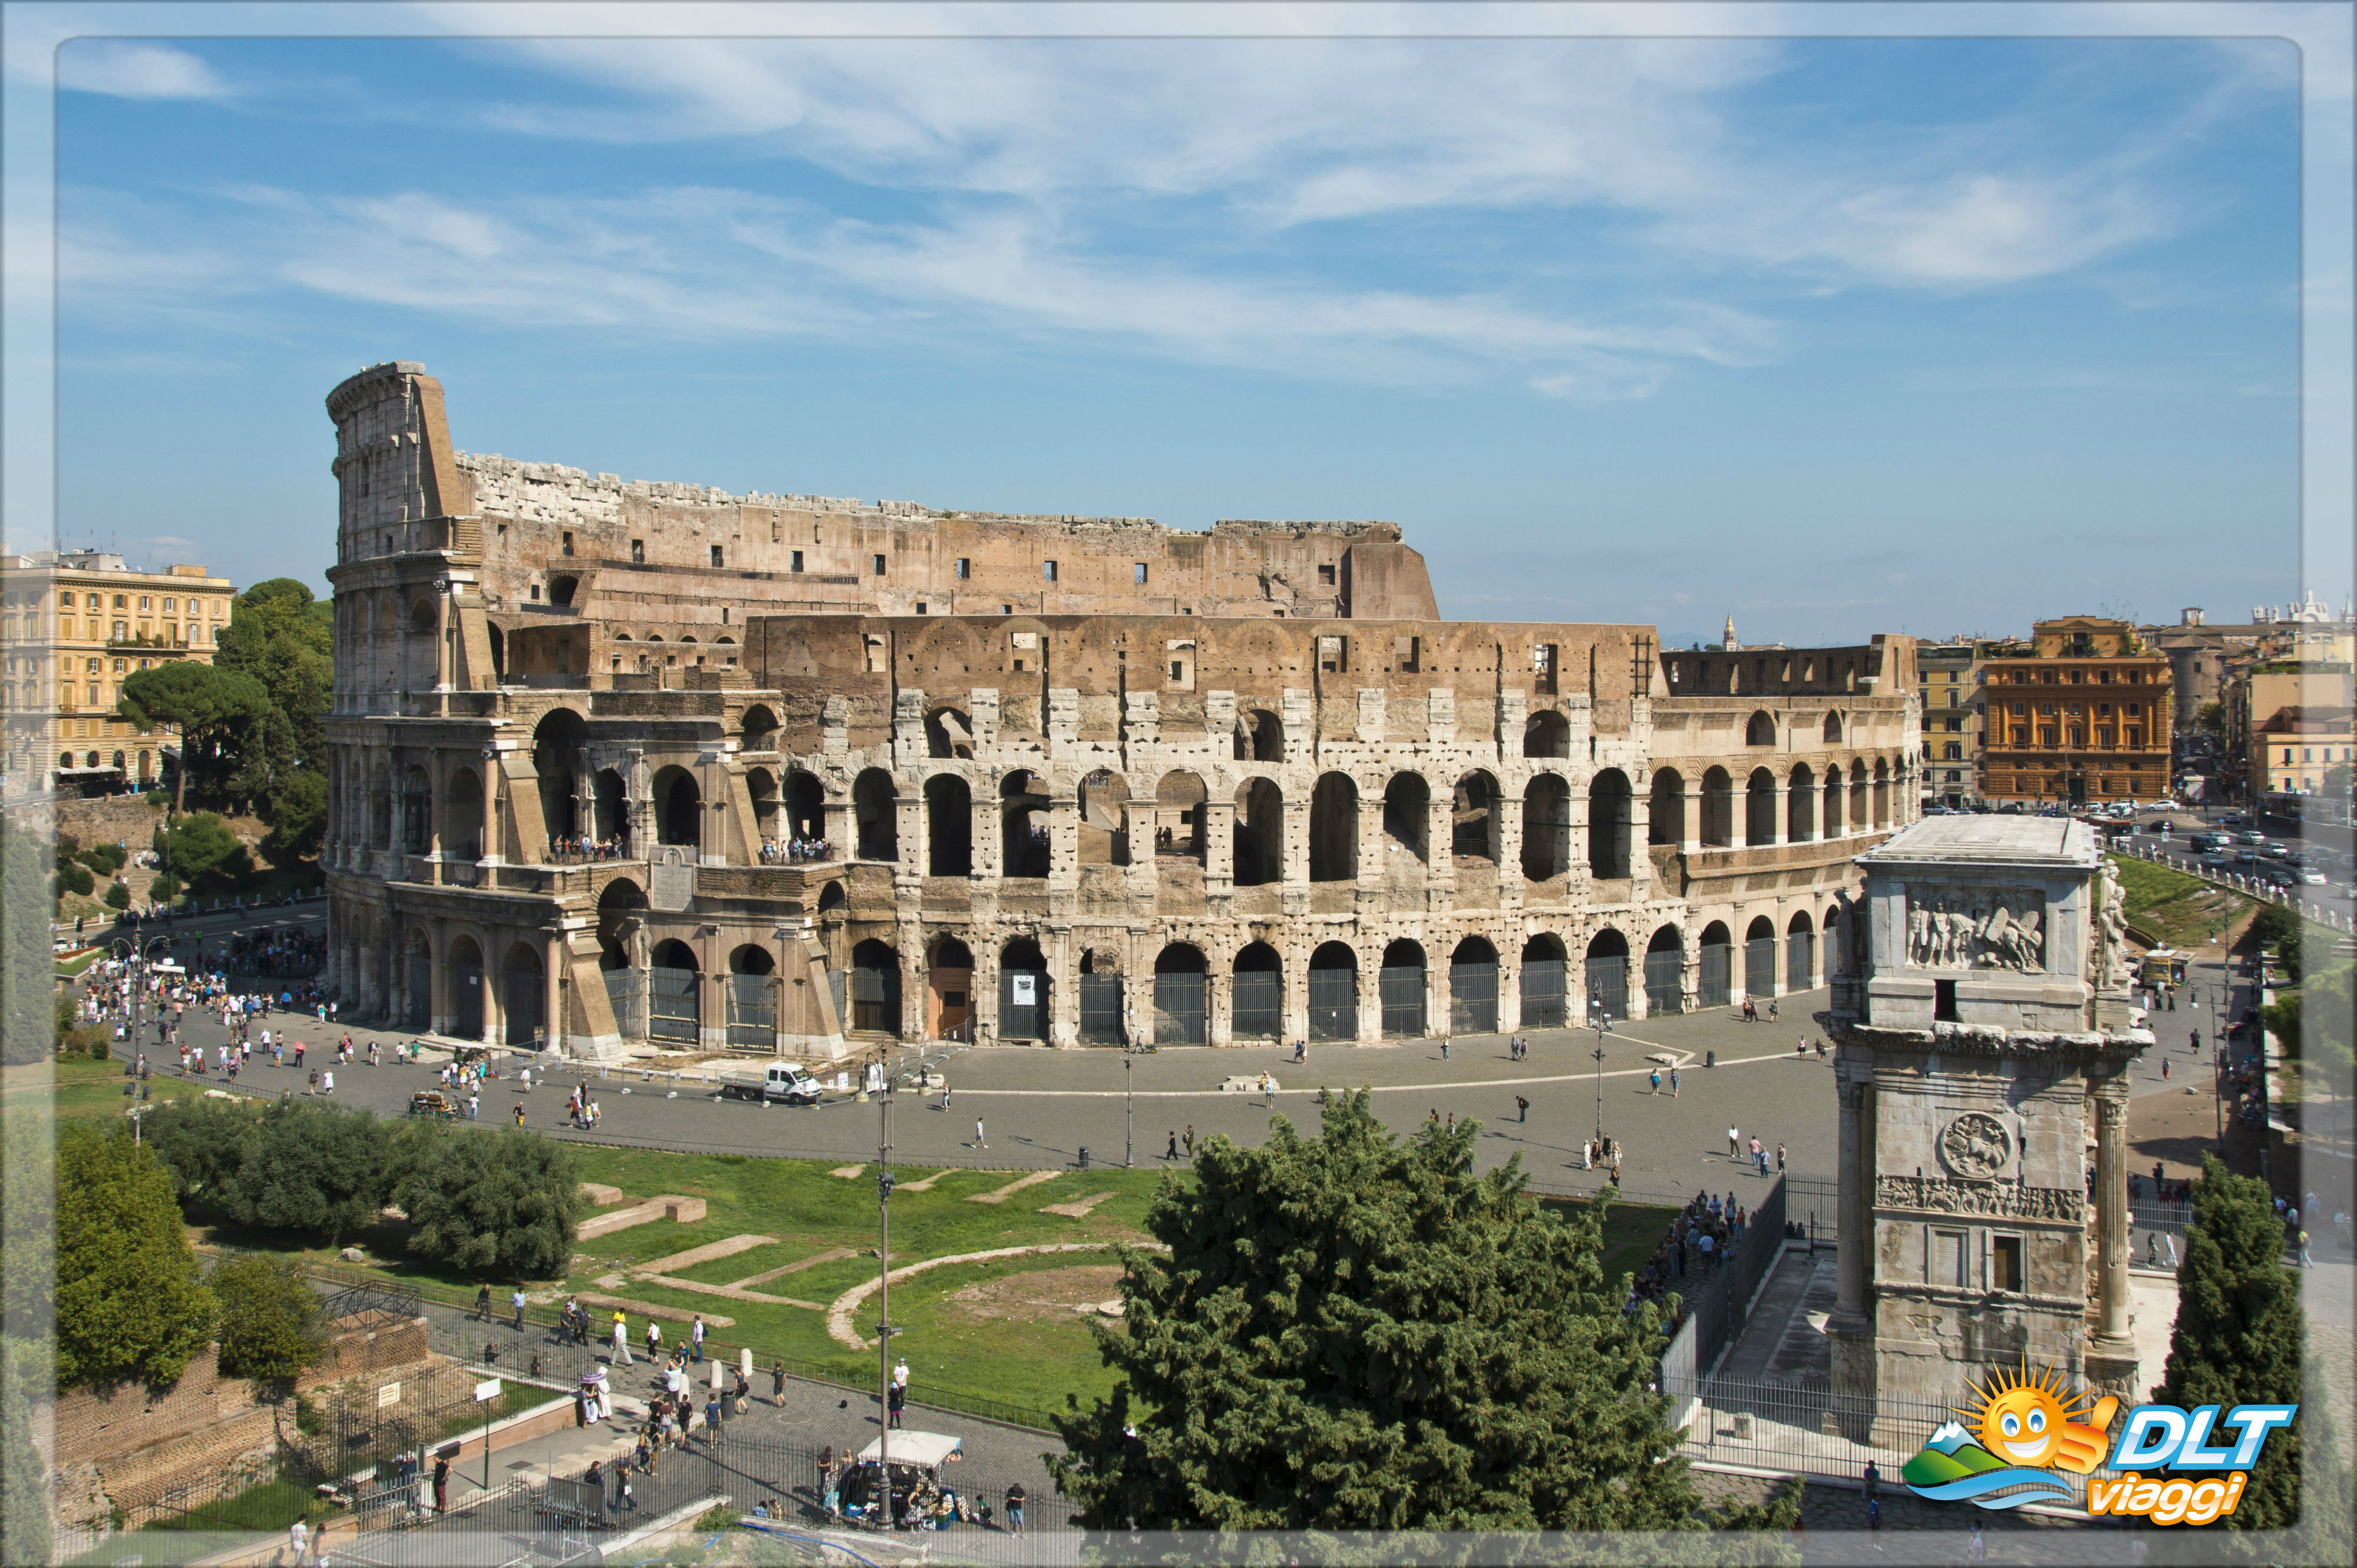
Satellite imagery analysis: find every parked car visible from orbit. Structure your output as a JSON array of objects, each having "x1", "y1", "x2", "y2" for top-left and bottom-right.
[
  {"x1": 715, "y1": 1063, "x2": 824, "y2": 1105},
  {"x1": 2237, "y1": 830, "x2": 2267, "y2": 845},
  {"x1": 2297, "y1": 867, "x2": 2328, "y2": 885}
]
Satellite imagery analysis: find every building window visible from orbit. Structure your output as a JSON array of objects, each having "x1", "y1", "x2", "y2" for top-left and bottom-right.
[
  {"x1": 956, "y1": 558, "x2": 971, "y2": 579},
  {"x1": 562, "y1": 530, "x2": 574, "y2": 556},
  {"x1": 711, "y1": 546, "x2": 724, "y2": 567},
  {"x1": 873, "y1": 554, "x2": 887, "y2": 577},
  {"x1": 790, "y1": 550, "x2": 804, "y2": 573},
  {"x1": 1318, "y1": 563, "x2": 1336, "y2": 586},
  {"x1": 1945, "y1": 691, "x2": 1958, "y2": 708},
  {"x1": 1002, "y1": 605, "x2": 1014, "y2": 615},
  {"x1": 530, "y1": 583, "x2": 541, "y2": 600},
  {"x1": 2303, "y1": 747, "x2": 2314, "y2": 762},
  {"x1": 2284, "y1": 748, "x2": 2295, "y2": 765},
  {"x1": 630, "y1": 539, "x2": 646, "y2": 563},
  {"x1": 1043, "y1": 560, "x2": 1059, "y2": 582},
  {"x1": 1933, "y1": 1229, "x2": 1969, "y2": 1287},
  {"x1": 1134, "y1": 563, "x2": 1148, "y2": 583},
  {"x1": 162, "y1": 597, "x2": 175, "y2": 612},
  {"x1": 1992, "y1": 1235, "x2": 2023, "y2": 1292}
]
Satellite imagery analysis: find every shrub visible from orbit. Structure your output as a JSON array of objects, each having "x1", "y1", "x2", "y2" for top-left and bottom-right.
[
  {"x1": 223, "y1": 1101, "x2": 391, "y2": 1243},
  {"x1": 392, "y1": 1124, "x2": 584, "y2": 1280},
  {"x1": 54, "y1": 863, "x2": 94, "y2": 899},
  {"x1": 210, "y1": 1255, "x2": 327, "y2": 1388},
  {"x1": 148, "y1": 870, "x2": 180, "y2": 903},
  {"x1": 103, "y1": 881, "x2": 130, "y2": 912},
  {"x1": 80, "y1": 843, "x2": 127, "y2": 876},
  {"x1": 55, "y1": 1126, "x2": 216, "y2": 1390}
]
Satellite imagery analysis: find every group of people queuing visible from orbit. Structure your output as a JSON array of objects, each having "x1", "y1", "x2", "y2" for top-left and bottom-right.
[
  {"x1": 549, "y1": 833, "x2": 629, "y2": 863},
  {"x1": 759, "y1": 834, "x2": 835, "y2": 864},
  {"x1": 1624, "y1": 1190, "x2": 1757, "y2": 1324}
]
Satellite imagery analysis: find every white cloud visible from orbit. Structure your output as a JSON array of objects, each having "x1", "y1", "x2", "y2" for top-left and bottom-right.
[{"x1": 56, "y1": 39, "x2": 233, "y2": 100}]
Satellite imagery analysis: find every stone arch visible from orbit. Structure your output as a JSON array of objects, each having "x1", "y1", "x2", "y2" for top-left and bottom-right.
[
  {"x1": 653, "y1": 765, "x2": 701, "y2": 847},
  {"x1": 1787, "y1": 762, "x2": 1815, "y2": 843},
  {"x1": 784, "y1": 768, "x2": 826, "y2": 847},
  {"x1": 746, "y1": 766, "x2": 781, "y2": 845},
  {"x1": 1234, "y1": 777, "x2": 1283, "y2": 886},
  {"x1": 1873, "y1": 758, "x2": 1892, "y2": 828},
  {"x1": 740, "y1": 704, "x2": 780, "y2": 752},
  {"x1": 1822, "y1": 709, "x2": 1843, "y2": 744},
  {"x1": 1449, "y1": 935, "x2": 1499, "y2": 1035},
  {"x1": 594, "y1": 767, "x2": 627, "y2": 842},
  {"x1": 501, "y1": 940, "x2": 545, "y2": 1047},
  {"x1": 1785, "y1": 909, "x2": 1815, "y2": 993},
  {"x1": 1451, "y1": 770, "x2": 1501, "y2": 863},
  {"x1": 1309, "y1": 940, "x2": 1358, "y2": 1041},
  {"x1": 1745, "y1": 767, "x2": 1777, "y2": 847},
  {"x1": 1521, "y1": 774, "x2": 1572, "y2": 881},
  {"x1": 1701, "y1": 766, "x2": 1735, "y2": 848},
  {"x1": 926, "y1": 706, "x2": 974, "y2": 760},
  {"x1": 1698, "y1": 920, "x2": 1734, "y2": 1008},
  {"x1": 1309, "y1": 773, "x2": 1359, "y2": 882},
  {"x1": 1080, "y1": 768, "x2": 1131, "y2": 867},
  {"x1": 1824, "y1": 765, "x2": 1844, "y2": 838},
  {"x1": 1848, "y1": 760, "x2": 1870, "y2": 830},
  {"x1": 1746, "y1": 709, "x2": 1777, "y2": 747},
  {"x1": 400, "y1": 764, "x2": 431, "y2": 854},
  {"x1": 1232, "y1": 940, "x2": 1283, "y2": 1041},
  {"x1": 1643, "y1": 923, "x2": 1684, "y2": 1016},
  {"x1": 1582, "y1": 927, "x2": 1629, "y2": 1024},
  {"x1": 1587, "y1": 769, "x2": 1632, "y2": 879},
  {"x1": 1153, "y1": 770, "x2": 1207, "y2": 864},
  {"x1": 999, "y1": 936, "x2": 1050, "y2": 1041},
  {"x1": 1744, "y1": 915, "x2": 1778, "y2": 1001},
  {"x1": 547, "y1": 574, "x2": 579, "y2": 609},
  {"x1": 853, "y1": 767, "x2": 897, "y2": 861},
  {"x1": 1152, "y1": 942, "x2": 1210, "y2": 1045},
  {"x1": 533, "y1": 708, "x2": 587, "y2": 841},
  {"x1": 817, "y1": 879, "x2": 847, "y2": 915},
  {"x1": 1649, "y1": 767, "x2": 1685, "y2": 847},
  {"x1": 446, "y1": 933, "x2": 486, "y2": 1041},
  {"x1": 648, "y1": 938, "x2": 702, "y2": 1047},
  {"x1": 1236, "y1": 708, "x2": 1284, "y2": 763},
  {"x1": 924, "y1": 774, "x2": 973, "y2": 876},
  {"x1": 850, "y1": 938, "x2": 906, "y2": 1038},
  {"x1": 443, "y1": 765, "x2": 483, "y2": 861},
  {"x1": 1379, "y1": 939, "x2": 1427, "y2": 1037},
  {"x1": 408, "y1": 597, "x2": 435, "y2": 633},
  {"x1": 1525, "y1": 709, "x2": 1570, "y2": 759},
  {"x1": 1002, "y1": 770, "x2": 1051, "y2": 877},
  {"x1": 1382, "y1": 771, "x2": 1431, "y2": 862},
  {"x1": 1519, "y1": 933, "x2": 1569, "y2": 1028},
  {"x1": 596, "y1": 876, "x2": 646, "y2": 968}
]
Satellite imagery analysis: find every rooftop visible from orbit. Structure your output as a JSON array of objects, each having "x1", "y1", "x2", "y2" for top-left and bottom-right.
[{"x1": 1857, "y1": 814, "x2": 2100, "y2": 870}]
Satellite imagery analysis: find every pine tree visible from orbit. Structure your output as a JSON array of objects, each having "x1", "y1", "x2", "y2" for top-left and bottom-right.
[
  {"x1": 2153, "y1": 1154, "x2": 2304, "y2": 1535},
  {"x1": 1048, "y1": 1091, "x2": 1706, "y2": 1534}
]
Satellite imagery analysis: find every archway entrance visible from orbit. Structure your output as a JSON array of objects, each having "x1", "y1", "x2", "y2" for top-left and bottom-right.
[
  {"x1": 1308, "y1": 942, "x2": 1358, "y2": 1041},
  {"x1": 1787, "y1": 912, "x2": 1815, "y2": 994},
  {"x1": 1153, "y1": 945, "x2": 1209, "y2": 1046},
  {"x1": 1745, "y1": 917, "x2": 1777, "y2": 1001},
  {"x1": 1644, "y1": 926, "x2": 1684, "y2": 1016},
  {"x1": 1519, "y1": 935, "x2": 1567, "y2": 1029},
  {"x1": 728, "y1": 945, "x2": 777, "y2": 1048},
  {"x1": 999, "y1": 938, "x2": 1049, "y2": 1041},
  {"x1": 1698, "y1": 922, "x2": 1733, "y2": 1008},
  {"x1": 404, "y1": 933, "x2": 430, "y2": 1032},
  {"x1": 1583, "y1": 930, "x2": 1629, "y2": 1025},
  {"x1": 448, "y1": 936, "x2": 484, "y2": 1041},
  {"x1": 1232, "y1": 943, "x2": 1282, "y2": 1041},
  {"x1": 922, "y1": 939, "x2": 966, "y2": 1041},
  {"x1": 1379, "y1": 940, "x2": 1427, "y2": 1037},
  {"x1": 1077, "y1": 950, "x2": 1124, "y2": 1045},
  {"x1": 501, "y1": 942, "x2": 544, "y2": 1047},
  {"x1": 1449, "y1": 937, "x2": 1498, "y2": 1035},
  {"x1": 649, "y1": 939, "x2": 701, "y2": 1046}
]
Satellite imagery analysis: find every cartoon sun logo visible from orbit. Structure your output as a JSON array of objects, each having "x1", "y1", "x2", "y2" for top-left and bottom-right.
[{"x1": 1961, "y1": 1357, "x2": 2119, "y2": 1474}]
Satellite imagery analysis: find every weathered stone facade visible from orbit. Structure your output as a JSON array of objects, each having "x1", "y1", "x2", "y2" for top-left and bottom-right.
[{"x1": 320, "y1": 362, "x2": 1926, "y2": 1059}]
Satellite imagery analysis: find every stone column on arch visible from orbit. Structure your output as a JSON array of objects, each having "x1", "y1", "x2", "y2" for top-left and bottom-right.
[
  {"x1": 1770, "y1": 780, "x2": 1791, "y2": 848},
  {"x1": 1047, "y1": 788, "x2": 1080, "y2": 892},
  {"x1": 1497, "y1": 941, "x2": 1522, "y2": 1035},
  {"x1": 1627, "y1": 788, "x2": 1652, "y2": 897},
  {"x1": 1681, "y1": 784, "x2": 1704, "y2": 854},
  {"x1": 1047, "y1": 926, "x2": 1078, "y2": 1049},
  {"x1": 2087, "y1": 1077, "x2": 2138, "y2": 1383},
  {"x1": 1426, "y1": 781, "x2": 1453, "y2": 890},
  {"x1": 544, "y1": 931, "x2": 565, "y2": 1056},
  {"x1": 1827, "y1": 1054, "x2": 1878, "y2": 1441},
  {"x1": 1356, "y1": 953, "x2": 1382, "y2": 1044},
  {"x1": 1282, "y1": 942, "x2": 1310, "y2": 1047},
  {"x1": 1203, "y1": 797, "x2": 1235, "y2": 897},
  {"x1": 971, "y1": 774, "x2": 1000, "y2": 883}
]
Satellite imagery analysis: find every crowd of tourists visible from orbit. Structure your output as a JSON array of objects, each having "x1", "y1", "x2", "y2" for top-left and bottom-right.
[
  {"x1": 758, "y1": 835, "x2": 836, "y2": 864},
  {"x1": 1623, "y1": 1190, "x2": 1755, "y2": 1326},
  {"x1": 549, "y1": 833, "x2": 629, "y2": 863},
  {"x1": 225, "y1": 926, "x2": 324, "y2": 977}
]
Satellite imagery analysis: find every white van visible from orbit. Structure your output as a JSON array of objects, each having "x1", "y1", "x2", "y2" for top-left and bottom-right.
[{"x1": 717, "y1": 1064, "x2": 824, "y2": 1104}]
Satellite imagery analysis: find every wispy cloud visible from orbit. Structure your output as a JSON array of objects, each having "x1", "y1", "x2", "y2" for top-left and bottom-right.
[{"x1": 57, "y1": 39, "x2": 234, "y2": 100}]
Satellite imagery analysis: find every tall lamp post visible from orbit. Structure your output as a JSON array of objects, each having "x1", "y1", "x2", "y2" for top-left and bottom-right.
[
  {"x1": 1124, "y1": 1048, "x2": 1134, "y2": 1169},
  {"x1": 1589, "y1": 1002, "x2": 1608, "y2": 1156},
  {"x1": 874, "y1": 1073, "x2": 896, "y2": 1508}
]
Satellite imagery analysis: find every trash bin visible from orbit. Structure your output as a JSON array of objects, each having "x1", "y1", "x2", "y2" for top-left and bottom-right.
[
  {"x1": 1078, "y1": 1147, "x2": 1091, "y2": 1170},
  {"x1": 1706, "y1": 1049, "x2": 1716, "y2": 1068}
]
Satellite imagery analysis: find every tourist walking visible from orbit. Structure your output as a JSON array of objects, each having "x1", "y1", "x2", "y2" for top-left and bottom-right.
[
  {"x1": 1650, "y1": 1069, "x2": 1661, "y2": 1095},
  {"x1": 1516, "y1": 1095, "x2": 1530, "y2": 1123},
  {"x1": 1728, "y1": 1124, "x2": 1740, "y2": 1158},
  {"x1": 973, "y1": 1117, "x2": 987, "y2": 1150},
  {"x1": 1671, "y1": 1068, "x2": 1680, "y2": 1097}
]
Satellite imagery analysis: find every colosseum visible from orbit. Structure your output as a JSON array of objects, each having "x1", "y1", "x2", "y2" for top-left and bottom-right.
[{"x1": 320, "y1": 362, "x2": 1924, "y2": 1059}]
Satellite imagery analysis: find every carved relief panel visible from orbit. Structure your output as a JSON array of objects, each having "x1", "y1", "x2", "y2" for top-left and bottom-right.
[{"x1": 1904, "y1": 887, "x2": 2046, "y2": 972}]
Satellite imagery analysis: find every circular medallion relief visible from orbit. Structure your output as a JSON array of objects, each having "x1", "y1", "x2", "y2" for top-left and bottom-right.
[{"x1": 1937, "y1": 1111, "x2": 2012, "y2": 1181}]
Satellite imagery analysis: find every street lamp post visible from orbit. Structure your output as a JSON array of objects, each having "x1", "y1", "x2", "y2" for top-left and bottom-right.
[
  {"x1": 1589, "y1": 1004, "x2": 1607, "y2": 1154},
  {"x1": 875, "y1": 1075, "x2": 895, "y2": 1509},
  {"x1": 1124, "y1": 1049, "x2": 1134, "y2": 1169}
]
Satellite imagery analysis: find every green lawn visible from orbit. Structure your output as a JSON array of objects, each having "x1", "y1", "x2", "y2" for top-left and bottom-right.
[
  {"x1": 2110, "y1": 855, "x2": 2251, "y2": 948},
  {"x1": 4, "y1": 1056, "x2": 214, "y2": 1124}
]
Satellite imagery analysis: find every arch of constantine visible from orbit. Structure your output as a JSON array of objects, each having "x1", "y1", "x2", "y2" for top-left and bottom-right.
[{"x1": 320, "y1": 362, "x2": 1925, "y2": 1058}]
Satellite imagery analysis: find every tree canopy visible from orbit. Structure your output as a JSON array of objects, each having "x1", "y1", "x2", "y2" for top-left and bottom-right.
[
  {"x1": 210, "y1": 1255, "x2": 328, "y2": 1388},
  {"x1": 159, "y1": 811, "x2": 252, "y2": 892},
  {"x1": 55, "y1": 1125, "x2": 216, "y2": 1390},
  {"x1": 213, "y1": 577, "x2": 332, "y2": 765},
  {"x1": 116, "y1": 661, "x2": 272, "y2": 813},
  {"x1": 389, "y1": 1124, "x2": 584, "y2": 1280},
  {"x1": 1049, "y1": 1091, "x2": 1708, "y2": 1534}
]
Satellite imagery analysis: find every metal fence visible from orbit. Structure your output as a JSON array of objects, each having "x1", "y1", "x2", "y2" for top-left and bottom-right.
[
  {"x1": 1676, "y1": 1370, "x2": 1961, "y2": 1487},
  {"x1": 1657, "y1": 1179, "x2": 1789, "y2": 1401}
]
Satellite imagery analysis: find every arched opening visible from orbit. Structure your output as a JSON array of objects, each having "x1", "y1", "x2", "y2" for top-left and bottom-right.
[
  {"x1": 1451, "y1": 771, "x2": 1501, "y2": 863},
  {"x1": 784, "y1": 770, "x2": 826, "y2": 853},
  {"x1": 924, "y1": 775, "x2": 973, "y2": 876},
  {"x1": 1236, "y1": 709, "x2": 1284, "y2": 762},
  {"x1": 501, "y1": 940, "x2": 545, "y2": 1047},
  {"x1": 1001, "y1": 771, "x2": 1051, "y2": 877},
  {"x1": 1379, "y1": 939, "x2": 1427, "y2": 1038},
  {"x1": 856, "y1": 938, "x2": 907, "y2": 1038},
  {"x1": 443, "y1": 767, "x2": 483, "y2": 861},
  {"x1": 1309, "y1": 942, "x2": 1358, "y2": 1041},
  {"x1": 1382, "y1": 773, "x2": 1430, "y2": 863},
  {"x1": 1745, "y1": 709, "x2": 1777, "y2": 747},
  {"x1": 1080, "y1": 769, "x2": 1131, "y2": 867},
  {"x1": 1234, "y1": 778, "x2": 1283, "y2": 887},
  {"x1": 999, "y1": 938, "x2": 1049, "y2": 1041},
  {"x1": 1700, "y1": 767, "x2": 1735, "y2": 848},
  {"x1": 1649, "y1": 768, "x2": 1685, "y2": 847},
  {"x1": 547, "y1": 575, "x2": 578, "y2": 609},
  {"x1": 533, "y1": 708, "x2": 587, "y2": 843},
  {"x1": 1643, "y1": 925, "x2": 1684, "y2": 1016},
  {"x1": 649, "y1": 938, "x2": 702, "y2": 1046},
  {"x1": 1824, "y1": 767, "x2": 1844, "y2": 839},
  {"x1": 1449, "y1": 936, "x2": 1499, "y2": 1035},
  {"x1": 1521, "y1": 774, "x2": 1572, "y2": 881},
  {"x1": 746, "y1": 767, "x2": 780, "y2": 847},
  {"x1": 1309, "y1": 774, "x2": 1359, "y2": 882},
  {"x1": 1153, "y1": 944, "x2": 1209, "y2": 1045},
  {"x1": 1786, "y1": 910, "x2": 1815, "y2": 993},
  {"x1": 1744, "y1": 916, "x2": 1778, "y2": 1001},
  {"x1": 1849, "y1": 762, "x2": 1870, "y2": 834},
  {"x1": 593, "y1": 768, "x2": 627, "y2": 844},
  {"x1": 1587, "y1": 771, "x2": 1632, "y2": 879},
  {"x1": 853, "y1": 768, "x2": 898, "y2": 861},
  {"x1": 1787, "y1": 762, "x2": 1815, "y2": 844},
  {"x1": 727, "y1": 944, "x2": 777, "y2": 1048},
  {"x1": 1232, "y1": 942, "x2": 1283, "y2": 1040},
  {"x1": 654, "y1": 767, "x2": 701, "y2": 848},
  {"x1": 1583, "y1": 929, "x2": 1629, "y2": 1025},
  {"x1": 1745, "y1": 767, "x2": 1777, "y2": 847},
  {"x1": 1822, "y1": 710, "x2": 1843, "y2": 744},
  {"x1": 1153, "y1": 771, "x2": 1207, "y2": 864},
  {"x1": 1699, "y1": 921, "x2": 1734, "y2": 1008},
  {"x1": 404, "y1": 930, "x2": 431, "y2": 1032},
  {"x1": 447, "y1": 935, "x2": 485, "y2": 1041},
  {"x1": 401, "y1": 765, "x2": 431, "y2": 854},
  {"x1": 1873, "y1": 760, "x2": 1891, "y2": 828},
  {"x1": 817, "y1": 880, "x2": 847, "y2": 916},
  {"x1": 1077, "y1": 949, "x2": 1124, "y2": 1045},
  {"x1": 1520, "y1": 934, "x2": 1568, "y2": 1028},
  {"x1": 925, "y1": 707, "x2": 974, "y2": 760},
  {"x1": 1525, "y1": 710, "x2": 1570, "y2": 759},
  {"x1": 410, "y1": 598, "x2": 436, "y2": 633},
  {"x1": 486, "y1": 622, "x2": 506, "y2": 681},
  {"x1": 740, "y1": 704, "x2": 780, "y2": 752}
]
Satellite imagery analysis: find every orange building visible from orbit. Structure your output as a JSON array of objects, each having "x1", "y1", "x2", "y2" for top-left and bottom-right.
[{"x1": 1976, "y1": 618, "x2": 2173, "y2": 806}]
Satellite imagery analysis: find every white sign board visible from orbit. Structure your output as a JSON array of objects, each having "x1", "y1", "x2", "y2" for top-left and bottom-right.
[
  {"x1": 377, "y1": 1382, "x2": 401, "y2": 1408},
  {"x1": 1011, "y1": 974, "x2": 1037, "y2": 1006},
  {"x1": 474, "y1": 1378, "x2": 502, "y2": 1403}
]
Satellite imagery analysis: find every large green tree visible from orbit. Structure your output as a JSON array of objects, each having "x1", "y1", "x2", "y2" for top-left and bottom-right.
[
  {"x1": 54, "y1": 1125, "x2": 216, "y2": 1390},
  {"x1": 213, "y1": 577, "x2": 332, "y2": 766},
  {"x1": 115, "y1": 661, "x2": 272, "y2": 813},
  {"x1": 223, "y1": 1101, "x2": 390, "y2": 1243},
  {"x1": 209, "y1": 1255, "x2": 328, "y2": 1389},
  {"x1": 2153, "y1": 1155, "x2": 2309, "y2": 1537},
  {"x1": 141, "y1": 1096, "x2": 259, "y2": 1214},
  {"x1": 157, "y1": 811, "x2": 252, "y2": 893},
  {"x1": 1049, "y1": 1091, "x2": 1704, "y2": 1534},
  {"x1": 391, "y1": 1124, "x2": 584, "y2": 1280}
]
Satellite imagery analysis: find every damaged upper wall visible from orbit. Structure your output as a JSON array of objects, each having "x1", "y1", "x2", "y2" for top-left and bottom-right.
[{"x1": 326, "y1": 362, "x2": 1436, "y2": 623}]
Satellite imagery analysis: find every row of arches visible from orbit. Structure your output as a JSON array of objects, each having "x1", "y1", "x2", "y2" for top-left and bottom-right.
[{"x1": 1650, "y1": 758, "x2": 1900, "y2": 849}]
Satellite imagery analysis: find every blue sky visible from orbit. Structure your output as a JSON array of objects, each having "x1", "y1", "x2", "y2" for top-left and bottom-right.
[{"x1": 11, "y1": 4, "x2": 2347, "y2": 648}]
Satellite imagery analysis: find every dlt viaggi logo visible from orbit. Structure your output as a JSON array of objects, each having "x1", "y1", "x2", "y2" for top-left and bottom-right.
[{"x1": 1899, "y1": 1356, "x2": 2295, "y2": 1523}]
